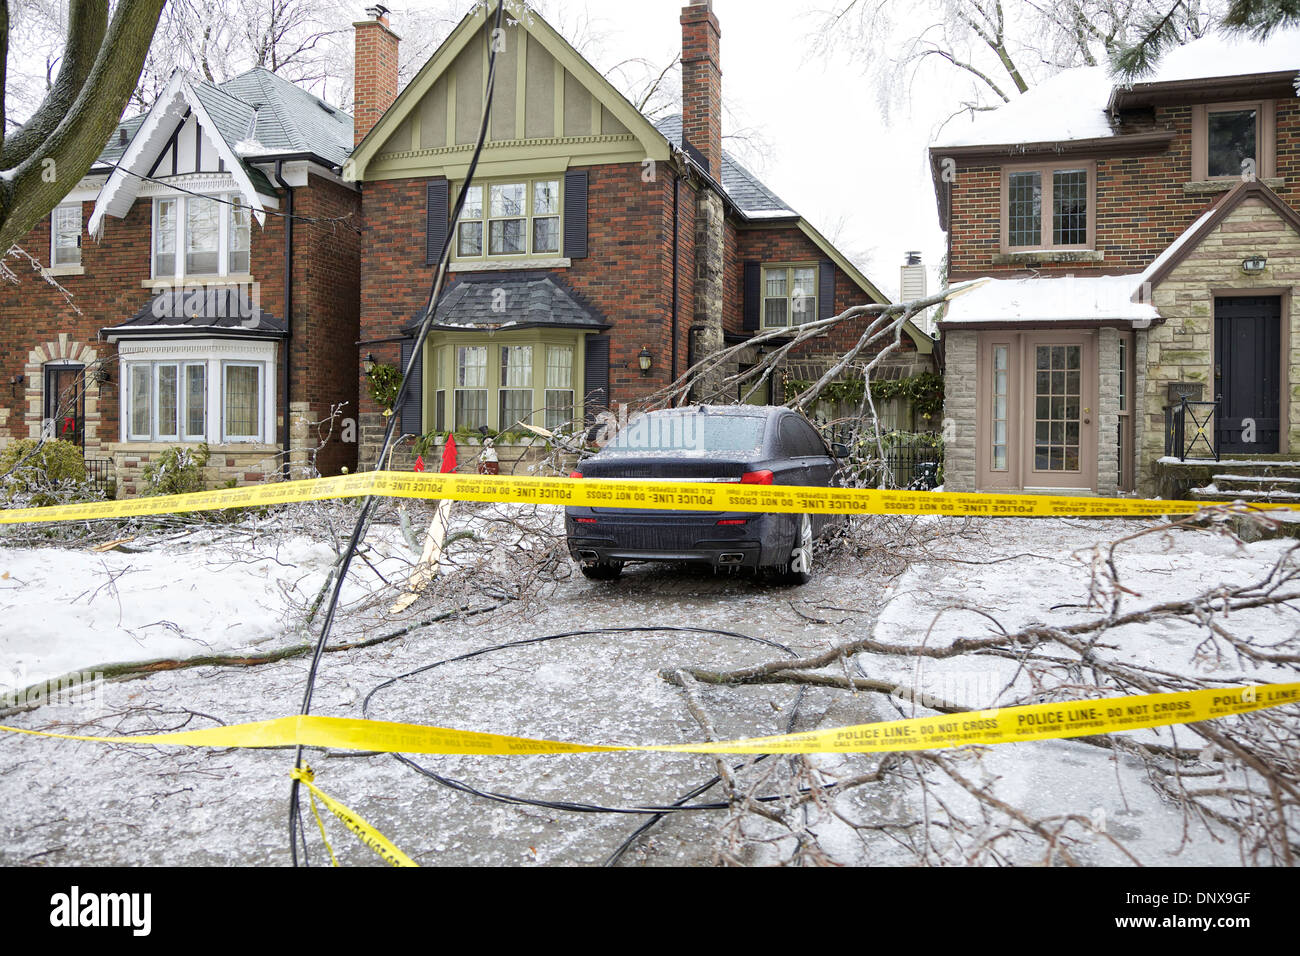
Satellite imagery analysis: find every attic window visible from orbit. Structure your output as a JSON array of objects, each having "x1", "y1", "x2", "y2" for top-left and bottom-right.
[{"x1": 119, "y1": 128, "x2": 127, "y2": 146}]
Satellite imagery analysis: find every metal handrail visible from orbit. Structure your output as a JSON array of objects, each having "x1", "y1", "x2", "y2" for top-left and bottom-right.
[{"x1": 1163, "y1": 397, "x2": 1220, "y2": 462}]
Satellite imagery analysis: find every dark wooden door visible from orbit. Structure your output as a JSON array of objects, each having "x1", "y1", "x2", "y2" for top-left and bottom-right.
[
  {"x1": 1215, "y1": 296, "x2": 1281, "y2": 454},
  {"x1": 43, "y1": 364, "x2": 85, "y2": 447}
]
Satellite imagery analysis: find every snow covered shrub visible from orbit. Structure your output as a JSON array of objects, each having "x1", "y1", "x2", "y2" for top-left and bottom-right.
[
  {"x1": 0, "y1": 438, "x2": 96, "y2": 507},
  {"x1": 141, "y1": 444, "x2": 210, "y2": 497}
]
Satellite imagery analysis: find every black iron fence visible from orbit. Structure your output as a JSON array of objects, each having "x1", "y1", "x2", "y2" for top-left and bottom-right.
[
  {"x1": 1163, "y1": 399, "x2": 1219, "y2": 462},
  {"x1": 824, "y1": 425, "x2": 944, "y2": 490},
  {"x1": 84, "y1": 459, "x2": 114, "y2": 495}
]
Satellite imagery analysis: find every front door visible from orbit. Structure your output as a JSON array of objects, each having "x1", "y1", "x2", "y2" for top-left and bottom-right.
[
  {"x1": 1022, "y1": 334, "x2": 1098, "y2": 491},
  {"x1": 1215, "y1": 296, "x2": 1281, "y2": 454},
  {"x1": 43, "y1": 364, "x2": 85, "y2": 447}
]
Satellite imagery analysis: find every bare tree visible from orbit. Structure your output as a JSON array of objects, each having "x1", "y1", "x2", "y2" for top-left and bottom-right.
[
  {"x1": 812, "y1": 0, "x2": 1220, "y2": 122},
  {"x1": 1, "y1": 0, "x2": 166, "y2": 258}
]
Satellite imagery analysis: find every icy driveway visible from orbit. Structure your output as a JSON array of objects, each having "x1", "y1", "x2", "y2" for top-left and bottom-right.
[{"x1": 0, "y1": 515, "x2": 1295, "y2": 866}]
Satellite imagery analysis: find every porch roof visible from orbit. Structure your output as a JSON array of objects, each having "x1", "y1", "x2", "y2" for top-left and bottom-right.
[
  {"x1": 939, "y1": 274, "x2": 1158, "y2": 329},
  {"x1": 401, "y1": 272, "x2": 610, "y2": 334}
]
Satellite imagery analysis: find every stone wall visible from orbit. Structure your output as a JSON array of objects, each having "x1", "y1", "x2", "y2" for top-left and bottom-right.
[
  {"x1": 1137, "y1": 196, "x2": 1300, "y2": 496},
  {"x1": 1097, "y1": 327, "x2": 1120, "y2": 497},
  {"x1": 942, "y1": 330, "x2": 977, "y2": 491}
]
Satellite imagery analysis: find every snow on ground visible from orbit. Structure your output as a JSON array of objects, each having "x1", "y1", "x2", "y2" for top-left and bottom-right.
[
  {"x1": 0, "y1": 512, "x2": 1296, "y2": 866},
  {"x1": 0, "y1": 523, "x2": 414, "y2": 692}
]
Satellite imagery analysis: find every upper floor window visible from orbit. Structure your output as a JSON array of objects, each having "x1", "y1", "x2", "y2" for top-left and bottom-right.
[
  {"x1": 153, "y1": 194, "x2": 252, "y2": 280},
  {"x1": 762, "y1": 265, "x2": 818, "y2": 327},
  {"x1": 51, "y1": 204, "x2": 82, "y2": 268},
  {"x1": 1192, "y1": 101, "x2": 1276, "y2": 181},
  {"x1": 455, "y1": 179, "x2": 562, "y2": 259},
  {"x1": 1001, "y1": 163, "x2": 1094, "y2": 252}
]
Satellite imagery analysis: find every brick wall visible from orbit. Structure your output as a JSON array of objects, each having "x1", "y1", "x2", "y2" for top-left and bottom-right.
[{"x1": 944, "y1": 97, "x2": 1300, "y2": 280}]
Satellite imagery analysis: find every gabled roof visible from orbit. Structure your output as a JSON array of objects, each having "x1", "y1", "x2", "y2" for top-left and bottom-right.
[
  {"x1": 91, "y1": 67, "x2": 353, "y2": 173},
  {"x1": 401, "y1": 272, "x2": 608, "y2": 333},
  {"x1": 1136, "y1": 180, "x2": 1300, "y2": 293},
  {"x1": 654, "y1": 115, "x2": 795, "y2": 218}
]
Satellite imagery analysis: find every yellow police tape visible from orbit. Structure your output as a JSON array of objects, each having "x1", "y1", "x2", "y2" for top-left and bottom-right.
[
  {"x1": 0, "y1": 471, "x2": 1290, "y2": 525},
  {"x1": 3, "y1": 683, "x2": 1296, "y2": 756},
  {"x1": 290, "y1": 766, "x2": 417, "y2": 868}
]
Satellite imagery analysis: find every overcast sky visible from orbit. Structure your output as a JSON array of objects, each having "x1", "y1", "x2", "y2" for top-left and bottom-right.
[{"x1": 517, "y1": 0, "x2": 950, "y2": 299}]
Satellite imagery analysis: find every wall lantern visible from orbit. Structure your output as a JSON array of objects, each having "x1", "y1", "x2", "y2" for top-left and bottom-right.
[
  {"x1": 637, "y1": 346, "x2": 653, "y2": 375},
  {"x1": 93, "y1": 368, "x2": 111, "y2": 385},
  {"x1": 1241, "y1": 255, "x2": 1268, "y2": 275},
  {"x1": 363, "y1": 352, "x2": 377, "y2": 374}
]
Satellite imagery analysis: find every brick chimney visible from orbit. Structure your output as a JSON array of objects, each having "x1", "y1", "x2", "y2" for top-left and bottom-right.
[
  {"x1": 680, "y1": 0, "x2": 722, "y2": 176},
  {"x1": 353, "y1": 4, "x2": 400, "y2": 147}
]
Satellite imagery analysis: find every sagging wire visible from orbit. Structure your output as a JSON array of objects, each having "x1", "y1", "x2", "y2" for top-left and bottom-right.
[
  {"x1": 287, "y1": 0, "x2": 509, "y2": 867},
  {"x1": 360, "y1": 626, "x2": 828, "y2": 865}
]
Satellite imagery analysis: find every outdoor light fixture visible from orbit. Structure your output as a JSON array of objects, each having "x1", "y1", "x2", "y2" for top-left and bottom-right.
[
  {"x1": 363, "y1": 352, "x2": 377, "y2": 373},
  {"x1": 638, "y1": 346, "x2": 653, "y2": 375},
  {"x1": 8, "y1": 374, "x2": 23, "y2": 397},
  {"x1": 1242, "y1": 255, "x2": 1268, "y2": 275},
  {"x1": 93, "y1": 368, "x2": 110, "y2": 385}
]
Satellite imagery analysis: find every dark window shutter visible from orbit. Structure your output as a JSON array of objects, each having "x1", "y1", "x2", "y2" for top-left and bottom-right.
[
  {"x1": 583, "y1": 334, "x2": 610, "y2": 419},
  {"x1": 743, "y1": 261, "x2": 762, "y2": 331},
  {"x1": 399, "y1": 336, "x2": 424, "y2": 437},
  {"x1": 818, "y1": 260, "x2": 835, "y2": 320},
  {"x1": 426, "y1": 179, "x2": 449, "y2": 265},
  {"x1": 564, "y1": 170, "x2": 589, "y2": 259}
]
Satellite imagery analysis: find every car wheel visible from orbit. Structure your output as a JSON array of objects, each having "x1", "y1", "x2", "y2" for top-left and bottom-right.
[
  {"x1": 580, "y1": 560, "x2": 624, "y2": 581},
  {"x1": 776, "y1": 514, "x2": 814, "y2": 586}
]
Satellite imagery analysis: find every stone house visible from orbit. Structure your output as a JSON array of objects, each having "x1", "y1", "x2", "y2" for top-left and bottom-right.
[
  {"x1": 0, "y1": 67, "x2": 360, "y2": 494},
  {"x1": 346, "y1": 0, "x2": 936, "y2": 470},
  {"x1": 930, "y1": 31, "x2": 1300, "y2": 498}
]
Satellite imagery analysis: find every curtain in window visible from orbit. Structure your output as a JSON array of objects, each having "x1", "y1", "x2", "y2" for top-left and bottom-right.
[{"x1": 224, "y1": 365, "x2": 260, "y2": 438}]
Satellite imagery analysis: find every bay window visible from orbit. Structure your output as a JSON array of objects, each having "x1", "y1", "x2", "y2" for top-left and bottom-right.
[
  {"x1": 1001, "y1": 163, "x2": 1094, "y2": 252},
  {"x1": 121, "y1": 341, "x2": 273, "y2": 445},
  {"x1": 428, "y1": 335, "x2": 584, "y2": 434},
  {"x1": 455, "y1": 179, "x2": 562, "y2": 259},
  {"x1": 153, "y1": 193, "x2": 253, "y2": 280}
]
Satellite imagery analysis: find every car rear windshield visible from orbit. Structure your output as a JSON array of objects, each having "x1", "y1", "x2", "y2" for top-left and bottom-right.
[{"x1": 607, "y1": 414, "x2": 766, "y2": 454}]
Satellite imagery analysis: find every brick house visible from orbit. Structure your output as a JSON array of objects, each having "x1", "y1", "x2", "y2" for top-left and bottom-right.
[
  {"x1": 346, "y1": 0, "x2": 935, "y2": 470},
  {"x1": 931, "y1": 31, "x2": 1300, "y2": 498},
  {"x1": 0, "y1": 67, "x2": 360, "y2": 494}
]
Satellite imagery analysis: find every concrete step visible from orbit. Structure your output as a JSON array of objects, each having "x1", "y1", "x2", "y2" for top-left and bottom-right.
[{"x1": 1210, "y1": 474, "x2": 1300, "y2": 493}]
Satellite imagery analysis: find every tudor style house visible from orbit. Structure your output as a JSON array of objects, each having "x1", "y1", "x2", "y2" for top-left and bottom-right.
[
  {"x1": 931, "y1": 31, "x2": 1300, "y2": 498},
  {"x1": 346, "y1": 0, "x2": 935, "y2": 469},
  {"x1": 0, "y1": 67, "x2": 360, "y2": 494}
]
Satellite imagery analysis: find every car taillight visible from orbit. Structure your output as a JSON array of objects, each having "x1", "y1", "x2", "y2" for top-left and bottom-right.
[
  {"x1": 569, "y1": 471, "x2": 583, "y2": 479},
  {"x1": 740, "y1": 470, "x2": 773, "y2": 485},
  {"x1": 717, "y1": 519, "x2": 749, "y2": 526}
]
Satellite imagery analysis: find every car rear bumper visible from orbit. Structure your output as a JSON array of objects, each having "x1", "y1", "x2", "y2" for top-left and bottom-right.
[{"x1": 565, "y1": 511, "x2": 793, "y2": 569}]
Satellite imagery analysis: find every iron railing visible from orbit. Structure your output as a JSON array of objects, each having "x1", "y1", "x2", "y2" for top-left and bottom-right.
[
  {"x1": 826, "y1": 426, "x2": 944, "y2": 490},
  {"x1": 84, "y1": 459, "x2": 114, "y2": 495},
  {"x1": 1163, "y1": 398, "x2": 1219, "y2": 462}
]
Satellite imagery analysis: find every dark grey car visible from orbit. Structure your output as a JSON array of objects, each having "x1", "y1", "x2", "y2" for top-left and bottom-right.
[{"x1": 565, "y1": 406, "x2": 844, "y2": 584}]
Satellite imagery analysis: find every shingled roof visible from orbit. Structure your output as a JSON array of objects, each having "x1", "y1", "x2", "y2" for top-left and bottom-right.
[
  {"x1": 402, "y1": 273, "x2": 609, "y2": 333},
  {"x1": 654, "y1": 115, "x2": 797, "y2": 219},
  {"x1": 94, "y1": 67, "x2": 352, "y2": 173},
  {"x1": 103, "y1": 289, "x2": 287, "y2": 341}
]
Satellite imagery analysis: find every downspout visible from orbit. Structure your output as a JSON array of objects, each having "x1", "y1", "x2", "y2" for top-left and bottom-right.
[
  {"x1": 671, "y1": 166, "x2": 680, "y2": 387},
  {"x1": 273, "y1": 160, "x2": 294, "y2": 479}
]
